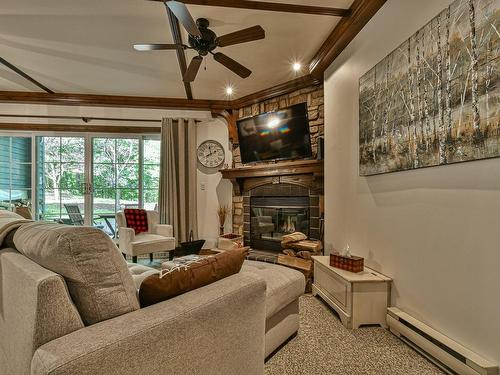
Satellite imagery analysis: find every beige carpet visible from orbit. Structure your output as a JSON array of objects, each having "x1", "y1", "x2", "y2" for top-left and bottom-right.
[{"x1": 265, "y1": 295, "x2": 445, "y2": 375}]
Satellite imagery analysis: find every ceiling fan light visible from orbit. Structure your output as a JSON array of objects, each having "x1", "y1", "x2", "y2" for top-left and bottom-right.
[{"x1": 133, "y1": 44, "x2": 149, "y2": 51}]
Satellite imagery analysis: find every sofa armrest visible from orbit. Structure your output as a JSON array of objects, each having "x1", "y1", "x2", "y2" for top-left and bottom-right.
[
  {"x1": 153, "y1": 223, "x2": 173, "y2": 237},
  {"x1": 31, "y1": 273, "x2": 266, "y2": 375},
  {"x1": 118, "y1": 227, "x2": 135, "y2": 252}
]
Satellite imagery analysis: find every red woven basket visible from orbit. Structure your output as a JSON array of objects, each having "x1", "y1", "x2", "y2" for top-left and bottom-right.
[{"x1": 329, "y1": 253, "x2": 364, "y2": 273}]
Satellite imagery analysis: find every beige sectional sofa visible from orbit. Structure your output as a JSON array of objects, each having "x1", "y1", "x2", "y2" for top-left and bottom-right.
[{"x1": 0, "y1": 214, "x2": 304, "y2": 375}]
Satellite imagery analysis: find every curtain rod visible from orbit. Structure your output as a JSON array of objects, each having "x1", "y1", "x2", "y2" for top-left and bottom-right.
[{"x1": 0, "y1": 114, "x2": 204, "y2": 123}]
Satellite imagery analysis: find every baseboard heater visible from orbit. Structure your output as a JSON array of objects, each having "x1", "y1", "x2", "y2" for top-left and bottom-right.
[{"x1": 387, "y1": 307, "x2": 498, "y2": 375}]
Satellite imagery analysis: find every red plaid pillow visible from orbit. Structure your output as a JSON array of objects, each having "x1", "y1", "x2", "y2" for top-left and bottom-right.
[{"x1": 124, "y1": 209, "x2": 149, "y2": 234}]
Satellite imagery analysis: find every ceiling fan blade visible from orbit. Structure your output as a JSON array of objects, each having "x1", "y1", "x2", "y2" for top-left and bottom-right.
[
  {"x1": 217, "y1": 25, "x2": 265, "y2": 47},
  {"x1": 165, "y1": 1, "x2": 202, "y2": 38},
  {"x1": 183, "y1": 55, "x2": 203, "y2": 82},
  {"x1": 213, "y1": 52, "x2": 252, "y2": 79},
  {"x1": 133, "y1": 43, "x2": 182, "y2": 51}
]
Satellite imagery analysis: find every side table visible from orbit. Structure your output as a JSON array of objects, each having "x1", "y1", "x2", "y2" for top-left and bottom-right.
[{"x1": 312, "y1": 256, "x2": 391, "y2": 329}]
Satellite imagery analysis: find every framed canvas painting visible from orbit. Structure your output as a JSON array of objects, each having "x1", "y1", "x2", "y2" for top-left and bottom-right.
[{"x1": 359, "y1": 0, "x2": 499, "y2": 175}]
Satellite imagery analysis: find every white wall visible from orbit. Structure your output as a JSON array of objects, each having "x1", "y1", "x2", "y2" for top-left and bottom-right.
[
  {"x1": 324, "y1": 0, "x2": 500, "y2": 364},
  {"x1": 196, "y1": 118, "x2": 233, "y2": 246}
]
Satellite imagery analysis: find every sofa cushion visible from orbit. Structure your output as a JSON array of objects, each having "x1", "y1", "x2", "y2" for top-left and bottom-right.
[
  {"x1": 241, "y1": 260, "x2": 305, "y2": 318},
  {"x1": 127, "y1": 262, "x2": 159, "y2": 290},
  {"x1": 131, "y1": 233, "x2": 176, "y2": 253},
  {"x1": 139, "y1": 248, "x2": 248, "y2": 307},
  {"x1": 13, "y1": 222, "x2": 140, "y2": 325}
]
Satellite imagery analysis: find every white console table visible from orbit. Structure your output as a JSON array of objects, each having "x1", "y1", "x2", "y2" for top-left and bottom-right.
[{"x1": 312, "y1": 256, "x2": 392, "y2": 329}]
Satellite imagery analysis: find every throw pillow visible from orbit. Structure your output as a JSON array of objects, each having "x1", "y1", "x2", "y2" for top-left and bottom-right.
[
  {"x1": 124, "y1": 208, "x2": 148, "y2": 234},
  {"x1": 13, "y1": 222, "x2": 140, "y2": 325},
  {"x1": 281, "y1": 231, "x2": 307, "y2": 244},
  {"x1": 139, "y1": 247, "x2": 248, "y2": 307}
]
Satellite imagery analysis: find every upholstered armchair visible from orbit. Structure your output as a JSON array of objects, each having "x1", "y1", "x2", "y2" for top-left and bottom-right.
[{"x1": 116, "y1": 210, "x2": 176, "y2": 263}]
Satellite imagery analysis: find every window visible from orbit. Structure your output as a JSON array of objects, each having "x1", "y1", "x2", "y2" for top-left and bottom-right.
[
  {"x1": 143, "y1": 138, "x2": 160, "y2": 210},
  {"x1": 0, "y1": 136, "x2": 32, "y2": 211}
]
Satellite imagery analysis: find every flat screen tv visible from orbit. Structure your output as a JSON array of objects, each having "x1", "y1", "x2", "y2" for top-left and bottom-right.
[{"x1": 237, "y1": 103, "x2": 312, "y2": 164}]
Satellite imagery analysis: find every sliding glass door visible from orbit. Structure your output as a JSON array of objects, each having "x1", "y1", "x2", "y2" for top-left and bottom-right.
[
  {"x1": 92, "y1": 137, "x2": 140, "y2": 236},
  {"x1": 91, "y1": 136, "x2": 161, "y2": 235},
  {"x1": 36, "y1": 136, "x2": 87, "y2": 223},
  {"x1": 0, "y1": 133, "x2": 160, "y2": 235}
]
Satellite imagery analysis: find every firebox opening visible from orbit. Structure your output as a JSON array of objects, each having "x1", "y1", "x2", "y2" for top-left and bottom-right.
[{"x1": 250, "y1": 196, "x2": 310, "y2": 252}]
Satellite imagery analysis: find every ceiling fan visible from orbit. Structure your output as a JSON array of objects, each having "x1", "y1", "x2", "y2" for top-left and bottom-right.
[{"x1": 134, "y1": 1, "x2": 266, "y2": 82}]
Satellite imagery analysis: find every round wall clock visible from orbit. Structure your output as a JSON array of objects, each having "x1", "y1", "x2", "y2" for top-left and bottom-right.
[{"x1": 197, "y1": 140, "x2": 225, "y2": 169}]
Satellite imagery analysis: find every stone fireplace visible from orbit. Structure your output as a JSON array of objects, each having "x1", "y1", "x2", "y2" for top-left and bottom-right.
[
  {"x1": 246, "y1": 184, "x2": 320, "y2": 252},
  {"x1": 221, "y1": 160, "x2": 324, "y2": 252}
]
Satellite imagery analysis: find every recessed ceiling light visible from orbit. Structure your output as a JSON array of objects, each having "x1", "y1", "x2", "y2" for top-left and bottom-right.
[
  {"x1": 293, "y1": 62, "x2": 302, "y2": 72},
  {"x1": 225, "y1": 86, "x2": 234, "y2": 96}
]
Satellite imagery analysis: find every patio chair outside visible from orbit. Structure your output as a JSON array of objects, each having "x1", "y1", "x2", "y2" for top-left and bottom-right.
[{"x1": 63, "y1": 204, "x2": 104, "y2": 229}]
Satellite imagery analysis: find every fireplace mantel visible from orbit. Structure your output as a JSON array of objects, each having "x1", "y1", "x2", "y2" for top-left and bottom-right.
[
  {"x1": 221, "y1": 159, "x2": 324, "y2": 194},
  {"x1": 221, "y1": 159, "x2": 323, "y2": 179}
]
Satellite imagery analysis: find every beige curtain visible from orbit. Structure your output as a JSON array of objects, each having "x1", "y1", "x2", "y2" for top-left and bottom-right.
[{"x1": 158, "y1": 118, "x2": 198, "y2": 243}]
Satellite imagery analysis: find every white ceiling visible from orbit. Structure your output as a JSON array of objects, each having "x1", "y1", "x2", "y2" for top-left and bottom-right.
[{"x1": 0, "y1": 0, "x2": 353, "y2": 100}]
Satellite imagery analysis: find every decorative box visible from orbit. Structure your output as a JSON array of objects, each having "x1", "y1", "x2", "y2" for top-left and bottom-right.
[
  {"x1": 216, "y1": 233, "x2": 244, "y2": 252},
  {"x1": 329, "y1": 253, "x2": 364, "y2": 273},
  {"x1": 219, "y1": 233, "x2": 244, "y2": 241}
]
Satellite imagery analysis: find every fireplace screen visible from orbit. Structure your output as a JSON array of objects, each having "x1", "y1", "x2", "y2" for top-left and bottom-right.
[{"x1": 250, "y1": 196, "x2": 309, "y2": 252}]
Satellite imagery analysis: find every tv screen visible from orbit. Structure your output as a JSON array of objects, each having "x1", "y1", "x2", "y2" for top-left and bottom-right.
[{"x1": 237, "y1": 103, "x2": 312, "y2": 164}]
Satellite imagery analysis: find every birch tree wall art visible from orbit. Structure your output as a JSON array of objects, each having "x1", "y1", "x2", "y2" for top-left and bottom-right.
[{"x1": 359, "y1": 0, "x2": 499, "y2": 175}]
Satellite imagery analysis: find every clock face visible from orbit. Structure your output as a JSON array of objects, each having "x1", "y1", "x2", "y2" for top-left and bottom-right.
[{"x1": 197, "y1": 140, "x2": 225, "y2": 169}]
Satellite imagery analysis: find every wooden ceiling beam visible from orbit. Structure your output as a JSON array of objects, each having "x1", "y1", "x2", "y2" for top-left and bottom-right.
[
  {"x1": 0, "y1": 74, "x2": 321, "y2": 112},
  {"x1": 211, "y1": 108, "x2": 238, "y2": 143},
  {"x1": 308, "y1": 0, "x2": 387, "y2": 78},
  {"x1": 160, "y1": 0, "x2": 351, "y2": 17},
  {"x1": 0, "y1": 56, "x2": 54, "y2": 94},
  {"x1": 0, "y1": 91, "x2": 230, "y2": 110},
  {"x1": 166, "y1": 5, "x2": 194, "y2": 99},
  {"x1": 231, "y1": 74, "x2": 322, "y2": 108}
]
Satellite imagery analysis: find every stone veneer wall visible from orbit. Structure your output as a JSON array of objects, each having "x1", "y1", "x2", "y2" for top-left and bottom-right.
[
  {"x1": 231, "y1": 84, "x2": 324, "y2": 236},
  {"x1": 232, "y1": 84, "x2": 324, "y2": 168},
  {"x1": 232, "y1": 195, "x2": 244, "y2": 235}
]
